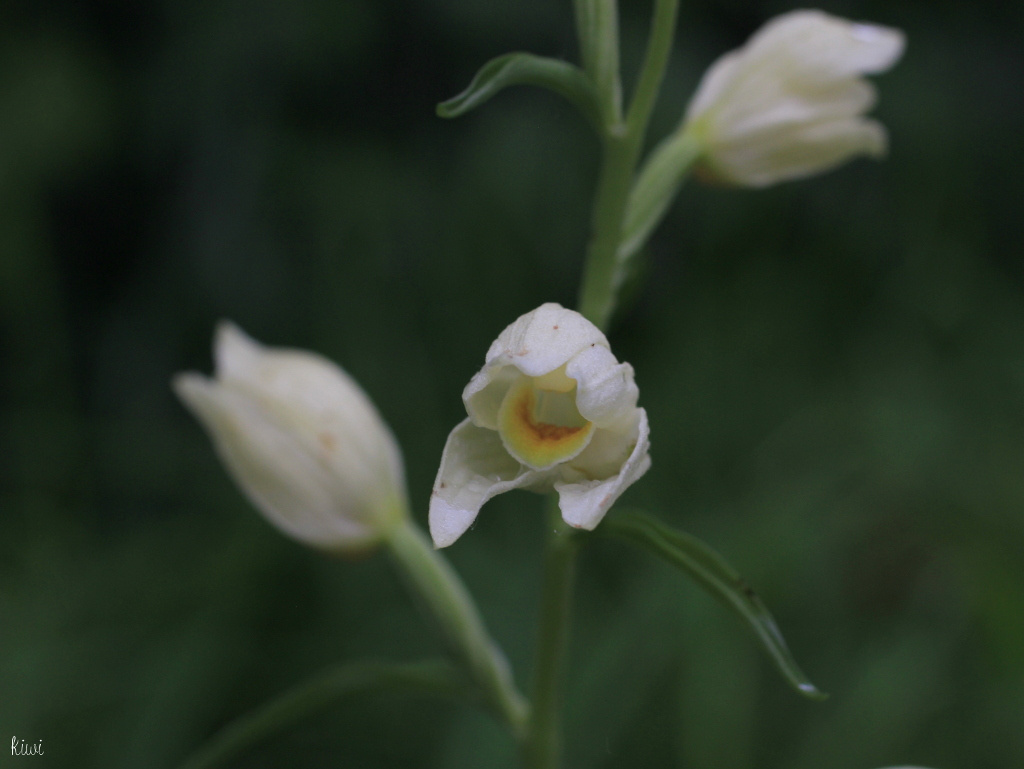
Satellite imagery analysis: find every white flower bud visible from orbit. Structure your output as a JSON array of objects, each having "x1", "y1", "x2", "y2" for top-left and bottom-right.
[
  {"x1": 682, "y1": 10, "x2": 905, "y2": 187},
  {"x1": 430, "y1": 303, "x2": 650, "y2": 548},
  {"x1": 173, "y1": 323, "x2": 407, "y2": 552}
]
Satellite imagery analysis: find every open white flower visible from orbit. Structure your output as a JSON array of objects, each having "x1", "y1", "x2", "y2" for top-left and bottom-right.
[
  {"x1": 681, "y1": 9, "x2": 905, "y2": 187},
  {"x1": 429, "y1": 303, "x2": 650, "y2": 548},
  {"x1": 174, "y1": 323, "x2": 407, "y2": 552}
]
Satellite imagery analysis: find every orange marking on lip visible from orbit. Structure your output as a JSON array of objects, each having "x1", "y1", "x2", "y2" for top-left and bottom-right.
[
  {"x1": 498, "y1": 381, "x2": 594, "y2": 470},
  {"x1": 516, "y1": 393, "x2": 584, "y2": 442}
]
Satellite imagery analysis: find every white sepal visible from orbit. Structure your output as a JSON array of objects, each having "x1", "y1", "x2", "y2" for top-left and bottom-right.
[
  {"x1": 429, "y1": 419, "x2": 547, "y2": 548},
  {"x1": 174, "y1": 322, "x2": 407, "y2": 552},
  {"x1": 682, "y1": 10, "x2": 905, "y2": 187}
]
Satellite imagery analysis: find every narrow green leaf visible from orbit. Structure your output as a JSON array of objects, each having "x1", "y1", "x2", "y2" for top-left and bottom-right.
[
  {"x1": 600, "y1": 510, "x2": 827, "y2": 700},
  {"x1": 176, "y1": 659, "x2": 472, "y2": 769},
  {"x1": 437, "y1": 52, "x2": 603, "y2": 129}
]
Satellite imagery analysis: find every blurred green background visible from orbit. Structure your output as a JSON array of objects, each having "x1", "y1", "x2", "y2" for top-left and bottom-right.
[{"x1": 2, "y1": 0, "x2": 1022, "y2": 766}]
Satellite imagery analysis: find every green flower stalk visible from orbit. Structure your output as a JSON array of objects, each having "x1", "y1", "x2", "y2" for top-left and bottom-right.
[{"x1": 174, "y1": 323, "x2": 528, "y2": 737}]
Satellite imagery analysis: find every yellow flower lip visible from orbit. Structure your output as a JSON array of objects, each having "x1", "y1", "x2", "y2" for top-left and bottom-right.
[{"x1": 497, "y1": 371, "x2": 594, "y2": 471}]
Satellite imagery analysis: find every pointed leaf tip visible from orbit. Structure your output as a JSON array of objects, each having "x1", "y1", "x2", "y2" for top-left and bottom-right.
[
  {"x1": 601, "y1": 509, "x2": 827, "y2": 701},
  {"x1": 437, "y1": 52, "x2": 603, "y2": 129}
]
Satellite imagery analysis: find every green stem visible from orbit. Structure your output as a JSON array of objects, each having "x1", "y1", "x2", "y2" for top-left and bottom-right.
[
  {"x1": 577, "y1": 132, "x2": 639, "y2": 330},
  {"x1": 522, "y1": 503, "x2": 580, "y2": 769},
  {"x1": 386, "y1": 518, "x2": 529, "y2": 738},
  {"x1": 176, "y1": 659, "x2": 466, "y2": 769},
  {"x1": 619, "y1": 131, "x2": 701, "y2": 262},
  {"x1": 521, "y1": 3, "x2": 682, "y2": 766},
  {"x1": 625, "y1": 0, "x2": 680, "y2": 140},
  {"x1": 573, "y1": 0, "x2": 622, "y2": 124},
  {"x1": 576, "y1": 0, "x2": 680, "y2": 331}
]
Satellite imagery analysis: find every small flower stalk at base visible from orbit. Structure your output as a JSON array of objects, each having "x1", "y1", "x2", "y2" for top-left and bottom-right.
[
  {"x1": 174, "y1": 323, "x2": 407, "y2": 553},
  {"x1": 430, "y1": 303, "x2": 650, "y2": 548},
  {"x1": 681, "y1": 9, "x2": 905, "y2": 188}
]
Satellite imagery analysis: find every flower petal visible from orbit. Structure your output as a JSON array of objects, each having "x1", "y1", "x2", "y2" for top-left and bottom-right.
[
  {"x1": 717, "y1": 78, "x2": 876, "y2": 141},
  {"x1": 684, "y1": 49, "x2": 744, "y2": 123},
  {"x1": 214, "y1": 321, "x2": 264, "y2": 382},
  {"x1": 483, "y1": 302, "x2": 609, "y2": 378},
  {"x1": 555, "y1": 408, "x2": 651, "y2": 530},
  {"x1": 173, "y1": 373, "x2": 378, "y2": 549},
  {"x1": 718, "y1": 117, "x2": 887, "y2": 187},
  {"x1": 212, "y1": 323, "x2": 406, "y2": 493},
  {"x1": 682, "y1": 9, "x2": 903, "y2": 188},
  {"x1": 562, "y1": 411, "x2": 640, "y2": 482},
  {"x1": 743, "y1": 10, "x2": 904, "y2": 80},
  {"x1": 464, "y1": 365, "x2": 521, "y2": 430},
  {"x1": 429, "y1": 418, "x2": 546, "y2": 547},
  {"x1": 565, "y1": 344, "x2": 639, "y2": 427},
  {"x1": 464, "y1": 303, "x2": 610, "y2": 428}
]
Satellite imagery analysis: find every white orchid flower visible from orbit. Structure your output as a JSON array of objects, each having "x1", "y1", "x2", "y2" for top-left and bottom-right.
[
  {"x1": 681, "y1": 9, "x2": 905, "y2": 187},
  {"x1": 429, "y1": 303, "x2": 650, "y2": 548},
  {"x1": 174, "y1": 323, "x2": 407, "y2": 552}
]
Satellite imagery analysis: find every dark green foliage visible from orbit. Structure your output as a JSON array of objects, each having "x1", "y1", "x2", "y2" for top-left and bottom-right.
[{"x1": 2, "y1": 1, "x2": 1022, "y2": 767}]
